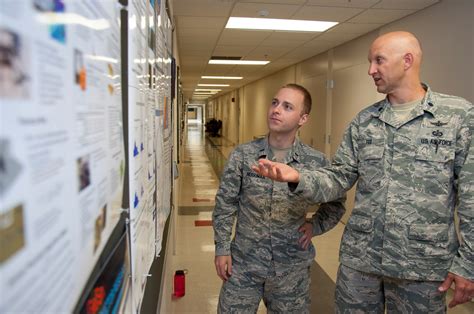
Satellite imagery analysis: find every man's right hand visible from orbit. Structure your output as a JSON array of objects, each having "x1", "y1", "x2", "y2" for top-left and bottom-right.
[
  {"x1": 215, "y1": 255, "x2": 232, "y2": 281},
  {"x1": 251, "y1": 159, "x2": 300, "y2": 183}
]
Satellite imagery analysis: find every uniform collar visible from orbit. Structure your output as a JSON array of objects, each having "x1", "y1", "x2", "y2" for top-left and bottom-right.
[
  {"x1": 257, "y1": 135, "x2": 303, "y2": 164},
  {"x1": 373, "y1": 83, "x2": 437, "y2": 122}
]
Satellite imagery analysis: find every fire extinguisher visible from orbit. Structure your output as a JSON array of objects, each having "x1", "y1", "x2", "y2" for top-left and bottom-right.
[{"x1": 174, "y1": 269, "x2": 187, "y2": 297}]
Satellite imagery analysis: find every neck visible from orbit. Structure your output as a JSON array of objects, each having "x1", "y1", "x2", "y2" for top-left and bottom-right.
[
  {"x1": 268, "y1": 132, "x2": 295, "y2": 149},
  {"x1": 388, "y1": 80, "x2": 426, "y2": 106}
]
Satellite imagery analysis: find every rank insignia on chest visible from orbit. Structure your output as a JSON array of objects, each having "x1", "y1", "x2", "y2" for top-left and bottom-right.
[{"x1": 430, "y1": 120, "x2": 448, "y2": 127}]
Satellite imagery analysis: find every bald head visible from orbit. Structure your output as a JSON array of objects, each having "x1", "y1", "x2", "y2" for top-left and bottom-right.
[
  {"x1": 372, "y1": 31, "x2": 423, "y2": 67},
  {"x1": 367, "y1": 31, "x2": 426, "y2": 101}
]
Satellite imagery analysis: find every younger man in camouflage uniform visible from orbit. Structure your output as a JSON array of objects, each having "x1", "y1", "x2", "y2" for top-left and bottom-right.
[
  {"x1": 213, "y1": 84, "x2": 346, "y2": 313},
  {"x1": 254, "y1": 31, "x2": 474, "y2": 312}
]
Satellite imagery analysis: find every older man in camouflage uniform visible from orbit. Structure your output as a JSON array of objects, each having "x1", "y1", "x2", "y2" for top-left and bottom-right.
[
  {"x1": 213, "y1": 84, "x2": 346, "y2": 313},
  {"x1": 254, "y1": 31, "x2": 474, "y2": 313}
]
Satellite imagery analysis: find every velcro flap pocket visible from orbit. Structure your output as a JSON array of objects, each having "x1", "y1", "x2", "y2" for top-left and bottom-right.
[
  {"x1": 415, "y1": 145, "x2": 454, "y2": 163},
  {"x1": 359, "y1": 137, "x2": 384, "y2": 161},
  {"x1": 408, "y1": 224, "x2": 448, "y2": 242},
  {"x1": 348, "y1": 215, "x2": 373, "y2": 233}
]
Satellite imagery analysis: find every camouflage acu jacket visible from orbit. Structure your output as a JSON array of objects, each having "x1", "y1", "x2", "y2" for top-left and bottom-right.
[
  {"x1": 213, "y1": 137, "x2": 346, "y2": 276},
  {"x1": 293, "y1": 84, "x2": 473, "y2": 281}
]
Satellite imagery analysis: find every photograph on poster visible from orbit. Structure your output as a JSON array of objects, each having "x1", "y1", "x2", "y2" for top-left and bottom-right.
[
  {"x1": 94, "y1": 217, "x2": 102, "y2": 253},
  {"x1": 0, "y1": 204, "x2": 25, "y2": 263},
  {"x1": 0, "y1": 139, "x2": 22, "y2": 196},
  {"x1": 77, "y1": 155, "x2": 91, "y2": 191},
  {"x1": 0, "y1": 28, "x2": 30, "y2": 99},
  {"x1": 93, "y1": 204, "x2": 107, "y2": 253},
  {"x1": 107, "y1": 63, "x2": 114, "y2": 95},
  {"x1": 74, "y1": 48, "x2": 86, "y2": 91},
  {"x1": 33, "y1": 0, "x2": 66, "y2": 44}
]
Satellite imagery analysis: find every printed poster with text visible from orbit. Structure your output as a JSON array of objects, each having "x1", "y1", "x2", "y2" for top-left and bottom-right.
[
  {"x1": 127, "y1": 0, "x2": 157, "y2": 312},
  {"x1": 0, "y1": 1, "x2": 124, "y2": 312},
  {"x1": 154, "y1": 1, "x2": 172, "y2": 257}
]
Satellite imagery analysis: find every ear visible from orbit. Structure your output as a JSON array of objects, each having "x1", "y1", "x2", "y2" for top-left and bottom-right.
[
  {"x1": 403, "y1": 53, "x2": 414, "y2": 70},
  {"x1": 298, "y1": 113, "x2": 309, "y2": 126}
]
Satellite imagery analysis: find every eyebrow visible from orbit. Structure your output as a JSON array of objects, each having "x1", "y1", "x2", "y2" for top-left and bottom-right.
[{"x1": 272, "y1": 98, "x2": 293, "y2": 106}]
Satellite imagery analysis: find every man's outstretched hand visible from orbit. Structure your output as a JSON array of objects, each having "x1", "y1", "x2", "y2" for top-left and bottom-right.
[{"x1": 251, "y1": 159, "x2": 300, "y2": 183}]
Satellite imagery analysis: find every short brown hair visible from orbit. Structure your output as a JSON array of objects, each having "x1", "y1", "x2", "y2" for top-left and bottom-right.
[{"x1": 281, "y1": 83, "x2": 312, "y2": 115}]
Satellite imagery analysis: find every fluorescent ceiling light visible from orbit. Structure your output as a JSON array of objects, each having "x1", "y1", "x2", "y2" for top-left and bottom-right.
[
  {"x1": 202, "y1": 76, "x2": 243, "y2": 80},
  {"x1": 226, "y1": 17, "x2": 337, "y2": 32},
  {"x1": 195, "y1": 89, "x2": 221, "y2": 92},
  {"x1": 209, "y1": 60, "x2": 269, "y2": 65},
  {"x1": 198, "y1": 84, "x2": 230, "y2": 87}
]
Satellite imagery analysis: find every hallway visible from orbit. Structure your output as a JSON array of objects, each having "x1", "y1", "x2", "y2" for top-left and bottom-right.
[{"x1": 166, "y1": 121, "x2": 474, "y2": 314}]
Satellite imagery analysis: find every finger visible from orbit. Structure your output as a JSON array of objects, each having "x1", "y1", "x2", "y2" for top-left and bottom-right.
[
  {"x1": 261, "y1": 159, "x2": 273, "y2": 167},
  {"x1": 217, "y1": 264, "x2": 224, "y2": 280},
  {"x1": 258, "y1": 163, "x2": 269, "y2": 176},
  {"x1": 215, "y1": 261, "x2": 222, "y2": 277},
  {"x1": 303, "y1": 239, "x2": 311, "y2": 250},
  {"x1": 217, "y1": 268, "x2": 225, "y2": 281},
  {"x1": 275, "y1": 167, "x2": 282, "y2": 180},
  {"x1": 218, "y1": 262, "x2": 229, "y2": 281},
  {"x1": 220, "y1": 265, "x2": 228, "y2": 281},
  {"x1": 439, "y1": 274, "x2": 454, "y2": 292},
  {"x1": 264, "y1": 162, "x2": 274, "y2": 172},
  {"x1": 227, "y1": 260, "x2": 232, "y2": 276}
]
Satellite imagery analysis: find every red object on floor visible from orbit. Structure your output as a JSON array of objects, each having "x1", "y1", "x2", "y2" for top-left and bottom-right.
[
  {"x1": 173, "y1": 270, "x2": 186, "y2": 297},
  {"x1": 192, "y1": 197, "x2": 211, "y2": 202},
  {"x1": 194, "y1": 220, "x2": 213, "y2": 227}
]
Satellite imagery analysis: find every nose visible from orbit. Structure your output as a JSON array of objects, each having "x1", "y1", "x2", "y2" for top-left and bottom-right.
[
  {"x1": 272, "y1": 105, "x2": 282, "y2": 115},
  {"x1": 368, "y1": 62, "x2": 377, "y2": 76},
  {"x1": 270, "y1": 103, "x2": 281, "y2": 114}
]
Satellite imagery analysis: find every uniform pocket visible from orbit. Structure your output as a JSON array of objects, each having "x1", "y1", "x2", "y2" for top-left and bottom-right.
[
  {"x1": 407, "y1": 224, "x2": 452, "y2": 269},
  {"x1": 358, "y1": 144, "x2": 385, "y2": 192},
  {"x1": 414, "y1": 144, "x2": 454, "y2": 194},
  {"x1": 340, "y1": 215, "x2": 374, "y2": 257},
  {"x1": 415, "y1": 145, "x2": 454, "y2": 163}
]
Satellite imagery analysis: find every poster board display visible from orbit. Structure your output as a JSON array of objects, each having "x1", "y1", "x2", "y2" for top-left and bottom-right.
[
  {"x1": 153, "y1": 0, "x2": 173, "y2": 258},
  {"x1": 127, "y1": 0, "x2": 158, "y2": 311},
  {"x1": 0, "y1": 0, "x2": 125, "y2": 312}
]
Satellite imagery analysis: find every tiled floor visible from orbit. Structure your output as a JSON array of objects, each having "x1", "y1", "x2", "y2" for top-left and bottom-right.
[{"x1": 164, "y1": 120, "x2": 474, "y2": 314}]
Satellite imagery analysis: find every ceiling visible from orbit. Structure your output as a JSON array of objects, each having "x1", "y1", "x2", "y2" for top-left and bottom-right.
[{"x1": 170, "y1": 0, "x2": 440, "y2": 101}]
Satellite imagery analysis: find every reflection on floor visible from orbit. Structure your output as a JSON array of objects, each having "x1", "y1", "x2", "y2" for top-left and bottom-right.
[{"x1": 168, "y1": 121, "x2": 474, "y2": 314}]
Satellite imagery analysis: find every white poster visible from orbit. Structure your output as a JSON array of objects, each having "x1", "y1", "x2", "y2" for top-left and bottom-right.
[
  {"x1": 0, "y1": 0, "x2": 125, "y2": 313},
  {"x1": 127, "y1": 0, "x2": 157, "y2": 312},
  {"x1": 153, "y1": 3, "x2": 173, "y2": 258}
]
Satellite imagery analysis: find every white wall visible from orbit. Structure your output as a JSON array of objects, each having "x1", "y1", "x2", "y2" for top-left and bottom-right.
[
  {"x1": 383, "y1": 0, "x2": 473, "y2": 102},
  {"x1": 203, "y1": 0, "x2": 473, "y2": 223}
]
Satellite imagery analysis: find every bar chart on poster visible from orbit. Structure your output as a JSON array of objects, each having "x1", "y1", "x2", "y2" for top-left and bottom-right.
[{"x1": 0, "y1": 0, "x2": 175, "y2": 313}]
